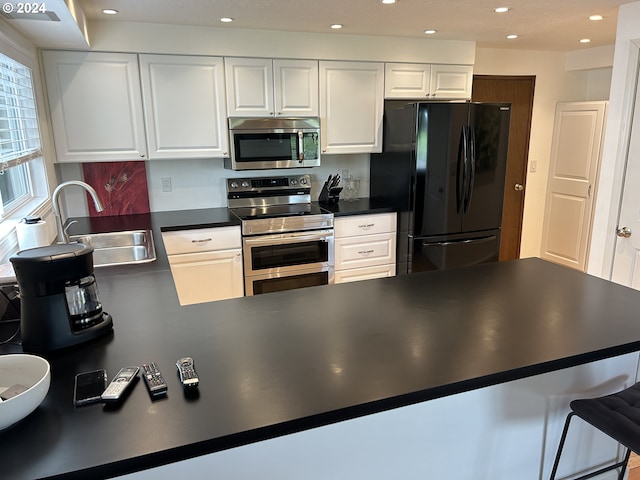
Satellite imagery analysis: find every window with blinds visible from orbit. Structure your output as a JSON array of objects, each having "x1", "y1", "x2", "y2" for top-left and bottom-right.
[{"x1": 0, "y1": 52, "x2": 40, "y2": 217}]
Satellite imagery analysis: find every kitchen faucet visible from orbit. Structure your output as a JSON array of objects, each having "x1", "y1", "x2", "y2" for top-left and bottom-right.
[{"x1": 52, "y1": 181, "x2": 104, "y2": 243}]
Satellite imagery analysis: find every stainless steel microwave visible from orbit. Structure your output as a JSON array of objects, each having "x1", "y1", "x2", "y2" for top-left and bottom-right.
[{"x1": 224, "y1": 117, "x2": 321, "y2": 170}]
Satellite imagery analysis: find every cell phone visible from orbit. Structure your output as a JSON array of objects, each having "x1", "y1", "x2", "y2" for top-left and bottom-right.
[{"x1": 74, "y1": 369, "x2": 107, "y2": 407}]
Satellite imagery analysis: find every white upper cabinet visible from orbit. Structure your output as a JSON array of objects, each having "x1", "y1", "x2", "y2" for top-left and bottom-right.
[
  {"x1": 273, "y1": 59, "x2": 319, "y2": 117},
  {"x1": 42, "y1": 51, "x2": 147, "y2": 162},
  {"x1": 225, "y1": 58, "x2": 318, "y2": 117},
  {"x1": 320, "y1": 61, "x2": 384, "y2": 154},
  {"x1": 385, "y1": 63, "x2": 473, "y2": 100},
  {"x1": 139, "y1": 54, "x2": 228, "y2": 159}
]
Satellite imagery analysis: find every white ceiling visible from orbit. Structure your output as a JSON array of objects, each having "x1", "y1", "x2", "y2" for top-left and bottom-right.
[
  {"x1": 76, "y1": 0, "x2": 635, "y2": 52},
  {"x1": 0, "y1": 0, "x2": 636, "y2": 51}
]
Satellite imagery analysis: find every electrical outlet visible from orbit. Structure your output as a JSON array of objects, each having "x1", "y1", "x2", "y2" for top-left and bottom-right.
[{"x1": 161, "y1": 177, "x2": 172, "y2": 192}]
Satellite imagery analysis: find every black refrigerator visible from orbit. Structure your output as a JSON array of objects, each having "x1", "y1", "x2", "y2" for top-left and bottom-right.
[{"x1": 370, "y1": 100, "x2": 511, "y2": 274}]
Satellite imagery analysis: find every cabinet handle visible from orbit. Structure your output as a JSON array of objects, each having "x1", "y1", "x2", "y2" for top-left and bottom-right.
[
  {"x1": 358, "y1": 223, "x2": 375, "y2": 229},
  {"x1": 191, "y1": 238, "x2": 212, "y2": 243},
  {"x1": 358, "y1": 249, "x2": 375, "y2": 255}
]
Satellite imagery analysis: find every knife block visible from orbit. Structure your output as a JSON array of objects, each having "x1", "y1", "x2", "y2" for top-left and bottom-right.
[{"x1": 318, "y1": 181, "x2": 342, "y2": 204}]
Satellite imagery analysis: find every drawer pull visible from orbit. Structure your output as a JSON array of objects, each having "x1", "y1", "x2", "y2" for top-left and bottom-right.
[
  {"x1": 358, "y1": 223, "x2": 375, "y2": 229},
  {"x1": 191, "y1": 238, "x2": 212, "y2": 243},
  {"x1": 358, "y1": 249, "x2": 375, "y2": 255}
]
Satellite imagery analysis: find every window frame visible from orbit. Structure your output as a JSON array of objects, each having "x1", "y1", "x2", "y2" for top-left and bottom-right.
[{"x1": 0, "y1": 26, "x2": 53, "y2": 262}]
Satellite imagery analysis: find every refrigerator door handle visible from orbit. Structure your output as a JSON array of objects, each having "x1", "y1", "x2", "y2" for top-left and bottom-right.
[
  {"x1": 422, "y1": 235, "x2": 497, "y2": 247},
  {"x1": 463, "y1": 125, "x2": 476, "y2": 213},
  {"x1": 456, "y1": 127, "x2": 467, "y2": 213}
]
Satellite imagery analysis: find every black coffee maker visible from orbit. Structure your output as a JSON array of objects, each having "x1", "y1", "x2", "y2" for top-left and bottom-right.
[{"x1": 10, "y1": 243, "x2": 113, "y2": 352}]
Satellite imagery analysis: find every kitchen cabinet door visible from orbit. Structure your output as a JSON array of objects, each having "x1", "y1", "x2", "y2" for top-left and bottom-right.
[
  {"x1": 273, "y1": 59, "x2": 319, "y2": 117},
  {"x1": 163, "y1": 226, "x2": 243, "y2": 305},
  {"x1": 384, "y1": 63, "x2": 431, "y2": 98},
  {"x1": 167, "y1": 249, "x2": 244, "y2": 306},
  {"x1": 42, "y1": 51, "x2": 147, "y2": 162},
  {"x1": 384, "y1": 63, "x2": 472, "y2": 100},
  {"x1": 334, "y1": 212, "x2": 397, "y2": 284},
  {"x1": 226, "y1": 58, "x2": 319, "y2": 117},
  {"x1": 139, "y1": 55, "x2": 228, "y2": 159},
  {"x1": 320, "y1": 61, "x2": 384, "y2": 154},
  {"x1": 225, "y1": 57, "x2": 275, "y2": 117},
  {"x1": 429, "y1": 64, "x2": 473, "y2": 99}
]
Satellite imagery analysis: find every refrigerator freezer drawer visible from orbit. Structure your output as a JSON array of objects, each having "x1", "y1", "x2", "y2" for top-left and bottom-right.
[{"x1": 409, "y1": 233, "x2": 499, "y2": 273}]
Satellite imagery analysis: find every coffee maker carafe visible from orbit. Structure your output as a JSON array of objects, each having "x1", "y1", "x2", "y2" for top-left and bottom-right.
[{"x1": 10, "y1": 243, "x2": 113, "y2": 352}]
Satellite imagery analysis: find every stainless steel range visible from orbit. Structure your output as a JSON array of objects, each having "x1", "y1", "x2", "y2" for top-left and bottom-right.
[{"x1": 227, "y1": 174, "x2": 334, "y2": 296}]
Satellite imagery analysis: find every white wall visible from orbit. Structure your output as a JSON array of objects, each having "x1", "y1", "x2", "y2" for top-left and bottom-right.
[
  {"x1": 588, "y1": 1, "x2": 640, "y2": 278},
  {"x1": 473, "y1": 49, "x2": 595, "y2": 258},
  {"x1": 57, "y1": 154, "x2": 370, "y2": 216}
]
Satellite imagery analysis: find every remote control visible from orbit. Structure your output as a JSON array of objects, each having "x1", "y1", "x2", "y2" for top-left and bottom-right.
[
  {"x1": 141, "y1": 362, "x2": 168, "y2": 398},
  {"x1": 176, "y1": 357, "x2": 199, "y2": 389},
  {"x1": 101, "y1": 366, "x2": 140, "y2": 403}
]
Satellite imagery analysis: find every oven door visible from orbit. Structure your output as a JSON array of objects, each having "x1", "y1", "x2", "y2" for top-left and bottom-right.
[
  {"x1": 243, "y1": 229, "x2": 334, "y2": 276},
  {"x1": 244, "y1": 229, "x2": 334, "y2": 296},
  {"x1": 245, "y1": 266, "x2": 334, "y2": 296}
]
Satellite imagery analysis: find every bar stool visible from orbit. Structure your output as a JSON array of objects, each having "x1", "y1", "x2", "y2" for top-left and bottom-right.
[{"x1": 549, "y1": 382, "x2": 640, "y2": 480}]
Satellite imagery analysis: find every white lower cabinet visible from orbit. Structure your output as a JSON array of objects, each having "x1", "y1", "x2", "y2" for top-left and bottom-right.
[
  {"x1": 334, "y1": 212, "x2": 397, "y2": 284},
  {"x1": 162, "y1": 226, "x2": 243, "y2": 305}
]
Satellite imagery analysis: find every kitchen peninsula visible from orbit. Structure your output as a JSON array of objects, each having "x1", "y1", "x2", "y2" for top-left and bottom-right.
[{"x1": 1, "y1": 245, "x2": 640, "y2": 478}]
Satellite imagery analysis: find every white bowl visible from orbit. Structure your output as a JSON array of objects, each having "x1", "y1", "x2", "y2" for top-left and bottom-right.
[{"x1": 0, "y1": 354, "x2": 51, "y2": 431}]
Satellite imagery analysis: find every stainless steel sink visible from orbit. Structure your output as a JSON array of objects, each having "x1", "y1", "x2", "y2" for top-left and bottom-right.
[{"x1": 69, "y1": 230, "x2": 156, "y2": 267}]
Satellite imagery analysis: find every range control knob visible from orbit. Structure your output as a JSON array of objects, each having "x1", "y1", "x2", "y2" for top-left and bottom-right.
[
  {"x1": 299, "y1": 177, "x2": 308, "y2": 185},
  {"x1": 290, "y1": 178, "x2": 298, "y2": 186},
  {"x1": 230, "y1": 181, "x2": 239, "y2": 189},
  {"x1": 241, "y1": 181, "x2": 250, "y2": 188}
]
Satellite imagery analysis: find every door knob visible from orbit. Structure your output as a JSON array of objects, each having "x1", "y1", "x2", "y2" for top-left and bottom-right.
[
  {"x1": 514, "y1": 183, "x2": 524, "y2": 191},
  {"x1": 617, "y1": 226, "x2": 632, "y2": 238}
]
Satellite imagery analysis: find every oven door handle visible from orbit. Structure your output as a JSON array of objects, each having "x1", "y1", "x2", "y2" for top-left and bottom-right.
[{"x1": 244, "y1": 230, "x2": 333, "y2": 246}]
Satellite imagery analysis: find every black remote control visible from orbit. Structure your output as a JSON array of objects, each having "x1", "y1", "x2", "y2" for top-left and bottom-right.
[
  {"x1": 101, "y1": 366, "x2": 140, "y2": 403},
  {"x1": 141, "y1": 362, "x2": 168, "y2": 398},
  {"x1": 176, "y1": 357, "x2": 199, "y2": 389}
]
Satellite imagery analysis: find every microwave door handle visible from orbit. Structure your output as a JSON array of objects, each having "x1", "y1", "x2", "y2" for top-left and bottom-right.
[{"x1": 298, "y1": 131, "x2": 304, "y2": 162}]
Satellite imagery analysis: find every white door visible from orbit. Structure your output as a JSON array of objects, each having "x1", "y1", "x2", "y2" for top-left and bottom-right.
[
  {"x1": 139, "y1": 54, "x2": 228, "y2": 159},
  {"x1": 319, "y1": 61, "x2": 384, "y2": 154},
  {"x1": 225, "y1": 57, "x2": 274, "y2": 117},
  {"x1": 611, "y1": 76, "x2": 640, "y2": 287},
  {"x1": 429, "y1": 64, "x2": 473, "y2": 99},
  {"x1": 42, "y1": 51, "x2": 147, "y2": 162},
  {"x1": 540, "y1": 102, "x2": 607, "y2": 271},
  {"x1": 273, "y1": 59, "x2": 318, "y2": 117}
]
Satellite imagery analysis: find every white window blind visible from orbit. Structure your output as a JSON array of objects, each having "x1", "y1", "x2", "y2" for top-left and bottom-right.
[
  {"x1": 0, "y1": 52, "x2": 40, "y2": 218},
  {"x1": 0, "y1": 53, "x2": 41, "y2": 168}
]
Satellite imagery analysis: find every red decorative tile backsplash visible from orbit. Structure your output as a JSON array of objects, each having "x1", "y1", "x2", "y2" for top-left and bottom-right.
[{"x1": 82, "y1": 162, "x2": 150, "y2": 217}]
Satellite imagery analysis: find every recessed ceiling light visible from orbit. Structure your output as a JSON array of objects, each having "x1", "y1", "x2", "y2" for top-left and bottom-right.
[
  {"x1": 589, "y1": 14, "x2": 603, "y2": 21},
  {"x1": 330, "y1": 24, "x2": 343, "y2": 29},
  {"x1": 220, "y1": 17, "x2": 234, "y2": 23},
  {"x1": 381, "y1": 0, "x2": 397, "y2": 4},
  {"x1": 506, "y1": 34, "x2": 518, "y2": 40},
  {"x1": 580, "y1": 38, "x2": 591, "y2": 43},
  {"x1": 424, "y1": 29, "x2": 437, "y2": 35},
  {"x1": 102, "y1": 9, "x2": 118, "y2": 15},
  {"x1": 494, "y1": 7, "x2": 510, "y2": 13}
]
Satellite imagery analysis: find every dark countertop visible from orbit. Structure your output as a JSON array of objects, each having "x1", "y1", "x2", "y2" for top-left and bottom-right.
[{"x1": 2, "y1": 258, "x2": 640, "y2": 479}]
